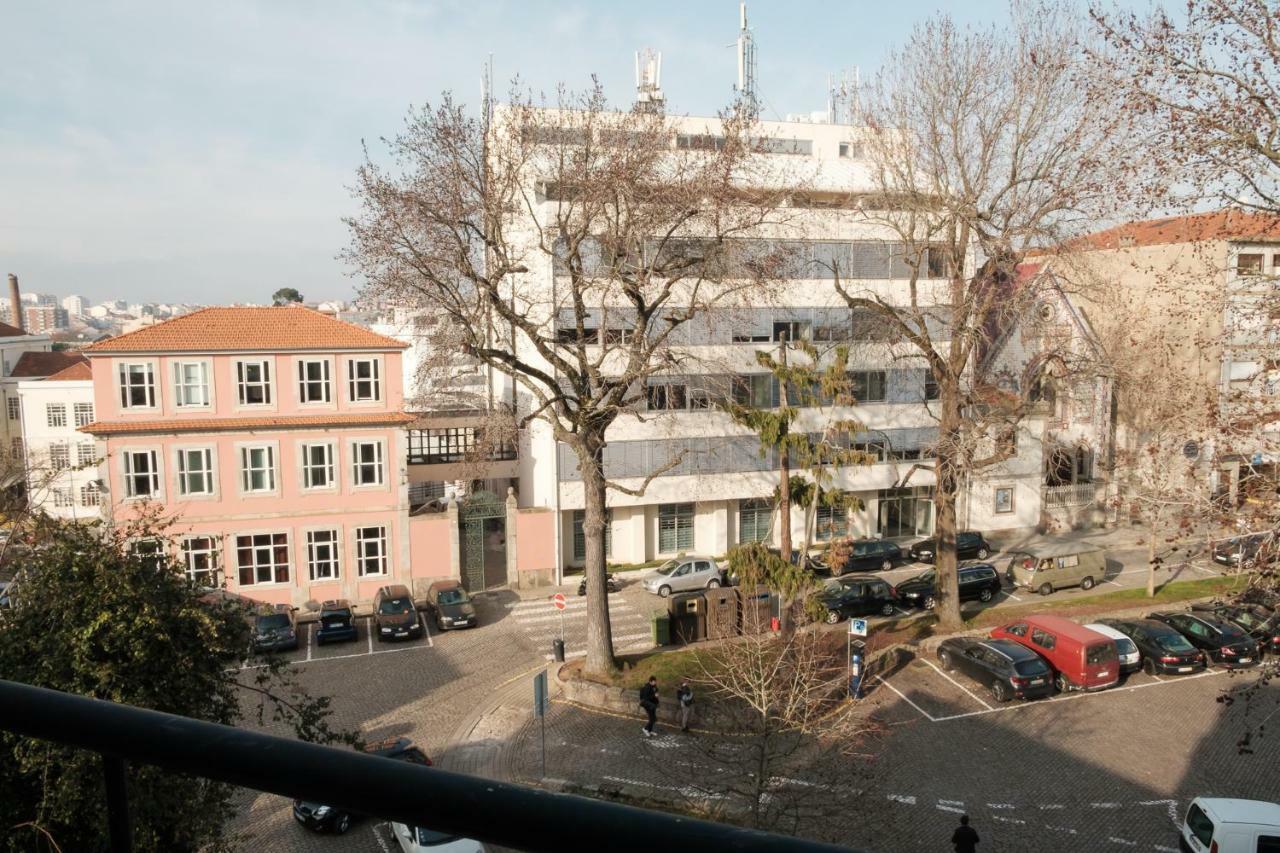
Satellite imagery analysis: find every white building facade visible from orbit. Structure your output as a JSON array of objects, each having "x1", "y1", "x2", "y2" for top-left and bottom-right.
[{"x1": 17, "y1": 361, "x2": 102, "y2": 520}]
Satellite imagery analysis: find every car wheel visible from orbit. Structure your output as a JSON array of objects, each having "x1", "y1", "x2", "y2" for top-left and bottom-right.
[
  {"x1": 707, "y1": 579, "x2": 721, "y2": 589},
  {"x1": 826, "y1": 610, "x2": 841, "y2": 625},
  {"x1": 658, "y1": 585, "x2": 671, "y2": 598},
  {"x1": 977, "y1": 547, "x2": 990, "y2": 559},
  {"x1": 978, "y1": 588, "x2": 993, "y2": 602},
  {"x1": 923, "y1": 595, "x2": 937, "y2": 610},
  {"x1": 880, "y1": 559, "x2": 893, "y2": 572},
  {"x1": 1038, "y1": 583, "x2": 1053, "y2": 596},
  {"x1": 1080, "y1": 576, "x2": 1095, "y2": 590},
  {"x1": 335, "y1": 813, "x2": 351, "y2": 834},
  {"x1": 990, "y1": 680, "x2": 1008, "y2": 703},
  {"x1": 939, "y1": 650, "x2": 953, "y2": 671},
  {"x1": 1142, "y1": 658, "x2": 1156, "y2": 676},
  {"x1": 881, "y1": 602, "x2": 895, "y2": 617},
  {"x1": 1054, "y1": 673, "x2": 1069, "y2": 693}
]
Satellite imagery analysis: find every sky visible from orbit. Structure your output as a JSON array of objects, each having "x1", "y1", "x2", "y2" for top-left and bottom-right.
[{"x1": 1, "y1": 1, "x2": 1146, "y2": 306}]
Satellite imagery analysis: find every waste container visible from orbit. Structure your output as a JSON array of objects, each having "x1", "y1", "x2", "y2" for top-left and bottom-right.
[
  {"x1": 736, "y1": 585, "x2": 773, "y2": 635},
  {"x1": 668, "y1": 592, "x2": 706, "y2": 644},
  {"x1": 652, "y1": 613, "x2": 671, "y2": 647},
  {"x1": 704, "y1": 588, "x2": 739, "y2": 640},
  {"x1": 552, "y1": 638, "x2": 565, "y2": 662}
]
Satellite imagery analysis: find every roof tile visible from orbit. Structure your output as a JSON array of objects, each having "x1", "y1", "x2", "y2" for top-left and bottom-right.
[
  {"x1": 81, "y1": 412, "x2": 415, "y2": 436},
  {"x1": 11, "y1": 351, "x2": 88, "y2": 378}
]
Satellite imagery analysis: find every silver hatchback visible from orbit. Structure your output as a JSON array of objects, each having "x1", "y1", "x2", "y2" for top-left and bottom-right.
[{"x1": 642, "y1": 556, "x2": 724, "y2": 597}]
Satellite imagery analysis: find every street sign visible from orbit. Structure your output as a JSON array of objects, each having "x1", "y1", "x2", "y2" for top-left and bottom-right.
[
  {"x1": 848, "y1": 618, "x2": 868, "y2": 637},
  {"x1": 533, "y1": 669, "x2": 548, "y2": 717},
  {"x1": 552, "y1": 593, "x2": 566, "y2": 611}
]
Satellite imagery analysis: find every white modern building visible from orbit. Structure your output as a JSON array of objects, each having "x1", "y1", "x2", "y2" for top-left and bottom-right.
[
  {"x1": 62, "y1": 295, "x2": 87, "y2": 317},
  {"x1": 16, "y1": 359, "x2": 101, "y2": 520}
]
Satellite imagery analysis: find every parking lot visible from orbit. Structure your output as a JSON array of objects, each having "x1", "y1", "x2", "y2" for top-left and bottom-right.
[{"x1": 243, "y1": 613, "x2": 435, "y2": 671}]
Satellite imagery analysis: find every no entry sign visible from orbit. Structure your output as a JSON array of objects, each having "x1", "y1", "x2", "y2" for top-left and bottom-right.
[{"x1": 552, "y1": 593, "x2": 567, "y2": 611}]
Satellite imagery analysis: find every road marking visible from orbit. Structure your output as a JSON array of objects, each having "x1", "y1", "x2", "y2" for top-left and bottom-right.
[
  {"x1": 1138, "y1": 799, "x2": 1181, "y2": 824},
  {"x1": 1104, "y1": 580, "x2": 1124, "y2": 587},
  {"x1": 515, "y1": 606, "x2": 641, "y2": 625},
  {"x1": 510, "y1": 597, "x2": 590, "y2": 612},
  {"x1": 938, "y1": 799, "x2": 964, "y2": 806},
  {"x1": 1154, "y1": 846, "x2": 1180, "y2": 852},
  {"x1": 992, "y1": 815, "x2": 1026, "y2": 824},
  {"x1": 1092, "y1": 802, "x2": 1122, "y2": 808},
  {"x1": 874, "y1": 675, "x2": 938, "y2": 722},
  {"x1": 987, "y1": 803, "x2": 1016, "y2": 809},
  {"x1": 924, "y1": 659, "x2": 995, "y2": 710},
  {"x1": 367, "y1": 623, "x2": 374, "y2": 653},
  {"x1": 1039, "y1": 804, "x2": 1065, "y2": 810},
  {"x1": 1045, "y1": 825, "x2": 1078, "y2": 834},
  {"x1": 1001, "y1": 590, "x2": 1023, "y2": 602},
  {"x1": 893, "y1": 606, "x2": 913, "y2": 616},
  {"x1": 936, "y1": 804, "x2": 965, "y2": 813},
  {"x1": 422, "y1": 614, "x2": 433, "y2": 647},
  {"x1": 1107, "y1": 837, "x2": 1137, "y2": 847},
  {"x1": 887, "y1": 794, "x2": 917, "y2": 805},
  {"x1": 305, "y1": 623, "x2": 313, "y2": 662}
]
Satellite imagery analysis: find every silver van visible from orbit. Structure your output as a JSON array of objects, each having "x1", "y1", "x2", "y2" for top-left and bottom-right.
[{"x1": 1004, "y1": 542, "x2": 1107, "y2": 596}]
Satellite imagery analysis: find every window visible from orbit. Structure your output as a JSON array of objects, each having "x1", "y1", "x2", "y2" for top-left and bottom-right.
[
  {"x1": 178, "y1": 447, "x2": 215, "y2": 496},
  {"x1": 572, "y1": 509, "x2": 612, "y2": 561},
  {"x1": 1005, "y1": 623, "x2": 1028, "y2": 638},
  {"x1": 182, "y1": 536, "x2": 221, "y2": 587},
  {"x1": 355, "y1": 525, "x2": 388, "y2": 576},
  {"x1": 815, "y1": 503, "x2": 848, "y2": 541},
  {"x1": 409, "y1": 480, "x2": 446, "y2": 504},
  {"x1": 926, "y1": 246, "x2": 951, "y2": 279},
  {"x1": 236, "y1": 532, "x2": 289, "y2": 585},
  {"x1": 301, "y1": 442, "x2": 335, "y2": 489},
  {"x1": 118, "y1": 363, "x2": 156, "y2": 408},
  {"x1": 408, "y1": 428, "x2": 479, "y2": 464},
  {"x1": 1238, "y1": 253, "x2": 1265, "y2": 275},
  {"x1": 732, "y1": 374, "x2": 773, "y2": 408},
  {"x1": 773, "y1": 320, "x2": 807, "y2": 342},
  {"x1": 1030, "y1": 628, "x2": 1056, "y2": 650},
  {"x1": 76, "y1": 441, "x2": 96, "y2": 467},
  {"x1": 235, "y1": 360, "x2": 272, "y2": 406},
  {"x1": 306, "y1": 529, "x2": 341, "y2": 581},
  {"x1": 994, "y1": 486, "x2": 1014, "y2": 515},
  {"x1": 924, "y1": 370, "x2": 940, "y2": 401},
  {"x1": 658, "y1": 503, "x2": 694, "y2": 553},
  {"x1": 239, "y1": 445, "x2": 276, "y2": 493},
  {"x1": 173, "y1": 361, "x2": 210, "y2": 407},
  {"x1": 646, "y1": 383, "x2": 687, "y2": 411},
  {"x1": 73, "y1": 402, "x2": 94, "y2": 427},
  {"x1": 849, "y1": 370, "x2": 887, "y2": 403},
  {"x1": 1055, "y1": 554, "x2": 1080, "y2": 569},
  {"x1": 738, "y1": 498, "x2": 772, "y2": 544},
  {"x1": 79, "y1": 482, "x2": 100, "y2": 507},
  {"x1": 48, "y1": 443, "x2": 70, "y2": 470},
  {"x1": 128, "y1": 539, "x2": 165, "y2": 568},
  {"x1": 52, "y1": 488, "x2": 72, "y2": 508},
  {"x1": 347, "y1": 358, "x2": 381, "y2": 402},
  {"x1": 1085, "y1": 643, "x2": 1117, "y2": 664},
  {"x1": 297, "y1": 359, "x2": 332, "y2": 404},
  {"x1": 46, "y1": 404, "x2": 66, "y2": 428},
  {"x1": 9, "y1": 437, "x2": 21, "y2": 459},
  {"x1": 123, "y1": 449, "x2": 160, "y2": 498},
  {"x1": 838, "y1": 141, "x2": 863, "y2": 159},
  {"x1": 6, "y1": 397, "x2": 18, "y2": 421},
  {"x1": 351, "y1": 440, "x2": 384, "y2": 486}
]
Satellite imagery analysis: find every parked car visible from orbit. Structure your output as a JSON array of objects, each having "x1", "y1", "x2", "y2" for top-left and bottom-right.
[
  {"x1": 908, "y1": 531, "x2": 993, "y2": 563},
  {"x1": 577, "y1": 572, "x2": 622, "y2": 596},
  {"x1": 815, "y1": 539, "x2": 903, "y2": 575},
  {"x1": 1095, "y1": 618, "x2": 1206, "y2": 676},
  {"x1": 423, "y1": 580, "x2": 477, "y2": 631},
  {"x1": 1146, "y1": 611, "x2": 1259, "y2": 669},
  {"x1": 814, "y1": 577, "x2": 897, "y2": 623},
  {"x1": 389, "y1": 823, "x2": 485, "y2": 853},
  {"x1": 1211, "y1": 531, "x2": 1277, "y2": 569},
  {"x1": 1191, "y1": 602, "x2": 1280, "y2": 658},
  {"x1": 1180, "y1": 797, "x2": 1280, "y2": 853},
  {"x1": 936, "y1": 637, "x2": 1054, "y2": 702},
  {"x1": 251, "y1": 604, "x2": 299, "y2": 653},
  {"x1": 373, "y1": 585, "x2": 423, "y2": 641},
  {"x1": 293, "y1": 737, "x2": 432, "y2": 834},
  {"x1": 990, "y1": 615, "x2": 1119, "y2": 692},
  {"x1": 1004, "y1": 543, "x2": 1107, "y2": 596},
  {"x1": 642, "y1": 556, "x2": 723, "y2": 597},
  {"x1": 896, "y1": 563, "x2": 1002, "y2": 610},
  {"x1": 315, "y1": 599, "x2": 358, "y2": 645},
  {"x1": 1083, "y1": 622, "x2": 1142, "y2": 674}
]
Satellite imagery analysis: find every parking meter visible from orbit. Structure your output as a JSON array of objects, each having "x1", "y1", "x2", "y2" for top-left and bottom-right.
[{"x1": 849, "y1": 651, "x2": 864, "y2": 699}]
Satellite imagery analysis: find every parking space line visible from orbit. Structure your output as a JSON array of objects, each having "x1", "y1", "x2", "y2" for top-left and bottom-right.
[
  {"x1": 421, "y1": 614, "x2": 433, "y2": 647},
  {"x1": 893, "y1": 606, "x2": 913, "y2": 617},
  {"x1": 874, "y1": 675, "x2": 938, "y2": 722},
  {"x1": 1103, "y1": 580, "x2": 1123, "y2": 587},
  {"x1": 1001, "y1": 590, "x2": 1023, "y2": 602},
  {"x1": 924, "y1": 660, "x2": 994, "y2": 711},
  {"x1": 367, "y1": 623, "x2": 374, "y2": 654},
  {"x1": 305, "y1": 623, "x2": 313, "y2": 662}
]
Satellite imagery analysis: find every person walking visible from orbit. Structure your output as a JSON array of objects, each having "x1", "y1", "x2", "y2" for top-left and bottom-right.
[
  {"x1": 638, "y1": 676, "x2": 659, "y2": 738},
  {"x1": 675, "y1": 680, "x2": 694, "y2": 732},
  {"x1": 951, "y1": 814, "x2": 979, "y2": 853}
]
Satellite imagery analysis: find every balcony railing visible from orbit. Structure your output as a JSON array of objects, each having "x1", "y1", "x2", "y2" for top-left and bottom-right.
[
  {"x1": 1043, "y1": 482, "x2": 1098, "y2": 508},
  {"x1": 0, "y1": 679, "x2": 856, "y2": 853}
]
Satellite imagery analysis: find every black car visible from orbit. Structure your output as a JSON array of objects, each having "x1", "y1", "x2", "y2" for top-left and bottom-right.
[
  {"x1": 814, "y1": 577, "x2": 897, "y2": 624},
  {"x1": 896, "y1": 563, "x2": 1002, "y2": 610},
  {"x1": 293, "y1": 737, "x2": 432, "y2": 834},
  {"x1": 936, "y1": 637, "x2": 1054, "y2": 702},
  {"x1": 577, "y1": 572, "x2": 622, "y2": 596},
  {"x1": 373, "y1": 584, "x2": 423, "y2": 641},
  {"x1": 423, "y1": 579, "x2": 478, "y2": 630},
  {"x1": 251, "y1": 605, "x2": 299, "y2": 653},
  {"x1": 1097, "y1": 618, "x2": 1206, "y2": 676},
  {"x1": 1211, "y1": 531, "x2": 1277, "y2": 569},
  {"x1": 315, "y1": 599, "x2": 358, "y2": 645},
  {"x1": 908, "y1": 531, "x2": 993, "y2": 563},
  {"x1": 815, "y1": 539, "x2": 903, "y2": 575},
  {"x1": 1191, "y1": 602, "x2": 1280, "y2": 658},
  {"x1": 1146, "y1": 611, "x2": 1260, "y2": 669}
]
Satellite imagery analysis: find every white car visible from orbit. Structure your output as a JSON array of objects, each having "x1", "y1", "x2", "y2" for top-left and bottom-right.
[
  {"x1": 1180, "y1": 797, "x2": 1280, "y2": 852},
  {"x1": 390, "y1": 822, "x2": 485, "y2": 852},
  {"x1": 641, "y1": 556, "x2": 724, "y2": 597},
  {"x1": 1085, "y1": 622, "x2": 1141, "y2": 673}
]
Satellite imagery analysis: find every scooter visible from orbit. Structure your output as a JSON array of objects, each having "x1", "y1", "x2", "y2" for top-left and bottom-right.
[{"x1": 577, "y1": 572, "x2": 622, "y2": 596}]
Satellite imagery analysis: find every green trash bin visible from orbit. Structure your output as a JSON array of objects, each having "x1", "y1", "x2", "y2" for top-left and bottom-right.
[{"x1": 652, "y1": 613, "x2": 671, "y2": 646}]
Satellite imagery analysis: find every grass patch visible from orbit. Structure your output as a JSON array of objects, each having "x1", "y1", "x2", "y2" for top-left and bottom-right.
[{"x1": 965, "y1": 575, "x2": 1244, "y2": 629}]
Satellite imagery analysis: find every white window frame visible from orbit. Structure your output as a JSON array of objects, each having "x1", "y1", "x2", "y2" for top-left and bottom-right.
[
  {"x1": 350, "y1": 439, "x2": 385, "y2": 487},
  {"x1": 122, "y1": 448, "x2": 162, "y2": 499},
  {"x1": 6, "y1": 397, "x2": 19, "y2": 421},
  {"x1": 79, "y1": 482, "x2": 101, "y2": 507},
  {"x1": 118, "y1": 362, "x2": 157, "y2": 410},
  {"x1": 235, "y1": 359, "x2": 273, "y2": 407},
  {"x1": 306, "y1": 528, "x2": 342, "y2": 581},
  {"x1": 234, "y1": 531, "x2": 290, "y2": 586},
  {"x1": 239, "y1": 444, "x2": 277, "y2": 494},
  {"x1": 347, "y1": 357, "x2": 382, "y2": 403},
  {"x1": 76, "y1": 441, "x2": 97, "y2": 467},
  {"x1": 354, "y1": 525, "x2": 388, "y2": 576},
  {"x1": 176, "y1": 446, "x2": 216, "y2": 497},
  {"x1": 52, "y1": 488, "x2": 73, "y2": 508},
  {"x1": 297, "y1": 358, "x2": 333, "y2": 405},
  {"x1": 73, "y1": 402, "x2": 95, "y2": 427},
  {"x1": 48, "y1": 442, "x2": 70, "y2": 470},
  {"x1": 300, "y1": 441, "x2": 336, "y2": 491},
  {"x1": 181, "y1": 535, "x2": 222, "y2": 587},
  {"x1": 46, "y1": 403, "x2": 67, "y2": 429},
  {"x1": 172, "y1": 360, "x2": 212, "y2": 408}
]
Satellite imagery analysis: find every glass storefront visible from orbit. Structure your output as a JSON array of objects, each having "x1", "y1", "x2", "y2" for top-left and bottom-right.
[{"x1": 877, "y1": 486, "x2": 934, "y2": 538}]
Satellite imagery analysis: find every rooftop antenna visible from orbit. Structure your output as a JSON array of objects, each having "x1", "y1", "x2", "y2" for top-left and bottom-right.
[
  {"x1": 827, "y1": 67, "x2": 860, "y2": 125},
  {"x1": 634, "y1": 48, "x2": 665, "y2": 113},
  {"x1": 735, "y1": 2, "x2": 758, "y2": 117}
]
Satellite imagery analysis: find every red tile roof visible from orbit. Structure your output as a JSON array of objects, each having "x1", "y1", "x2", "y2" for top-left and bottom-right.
[
  {"x1": 0, "y1": 320, "x2": 29, "y2": 338},
  {"x1": 43, "y1": 360, "x2": 93, "y2": 382},
  {"x1": 11, "y1": 351, "x2": 88, "y2": 378},
  {"x1": 1068, "y1": 209, "x2": 1280, "y2": 252},
  {"x1": 80, "y1": 412, "x2": 415, "y2": 436},
  {"x1": 84, "y1": 306, "x2": 408, "y2": 354}
]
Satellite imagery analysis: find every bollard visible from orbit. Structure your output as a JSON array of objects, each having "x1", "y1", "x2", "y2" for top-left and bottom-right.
[{"x1": 552, "y1": 638, "x2": 565, "y2": 662}]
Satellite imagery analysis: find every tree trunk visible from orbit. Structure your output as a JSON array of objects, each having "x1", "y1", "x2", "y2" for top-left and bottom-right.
[
  {"x1": 1146, "y1": 515, "x2": 1158, "y2": 598},
  {"x1": 934, "y1": 390, "x2": 964, "y2": 630},
  {"x1": 577, "y1": 434, "x2": 616, "y2": 676},
  {"x1": 777, "y1": 337, "x2": 792, "y2": 562}
]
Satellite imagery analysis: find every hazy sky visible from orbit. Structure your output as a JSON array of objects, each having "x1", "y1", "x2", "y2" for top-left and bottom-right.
[{"x1": 1, "y1": 1, "x2": 1142, "y2": 305}]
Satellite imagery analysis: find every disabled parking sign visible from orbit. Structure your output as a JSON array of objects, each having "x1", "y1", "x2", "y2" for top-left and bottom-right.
[{"x1": 848, "y1": 618, "x2": 868, "y2": 637}]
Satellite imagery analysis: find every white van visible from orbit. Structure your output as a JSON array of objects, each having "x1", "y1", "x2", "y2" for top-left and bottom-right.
[{"x1": 1180, "y1": 797, "x2": 1280, "y2": 852}]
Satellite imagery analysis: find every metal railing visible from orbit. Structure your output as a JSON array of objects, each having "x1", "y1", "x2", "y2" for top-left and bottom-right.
[
  {"x1": 0, "y1": 679, "x2": 858, "y2": 853},
  {"x1": 1043, "y1": 482, "x2": 1098, "y2": 508}
]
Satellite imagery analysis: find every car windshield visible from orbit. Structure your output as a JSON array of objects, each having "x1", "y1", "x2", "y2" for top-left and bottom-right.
[
  {"x1": 321, "y1": 610, "x2": 350, "y2": 621},
  {"x1": 379, "y1": 597, "x2": 413, "y2": 615},
  {"x1": 413, "y1": 827, "x2": 461, "y2": 846},
  {"x1": 1115, "y1": 637, "x2": 1137, "y2": 656},
  {"x1": 1218, "y1": 624, "x2": 1247, "y2": 642},
  {"x1": 437, "y1": 589, "x2": 469, "y2": 606},
  {"x1": 1156, "y1": 632, "x2": 1195, "y2": 653},
  {"x1": 257, "y1": 614, "x2": 290, "y2": 630},
  {"x1": 1013, "y1": 659, "x2": 1048, "y2": 677},
  {"x1": 915, "y1": 569, "x2": 936, "y2": 584},
  {"x1": 655, "y1": 559, "x2": 680, "y2": 576}
]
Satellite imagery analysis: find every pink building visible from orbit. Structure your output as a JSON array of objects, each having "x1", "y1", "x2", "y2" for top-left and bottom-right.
[{"x1": 82, "y1": 306, "x2": 416, "y2": 608}]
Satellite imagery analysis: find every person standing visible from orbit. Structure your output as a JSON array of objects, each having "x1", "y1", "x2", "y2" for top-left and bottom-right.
[
  {"x1": 951, "y1": 814, "x2": 979, "y2": 853},
  {"x1": 638, "y1": 676, "x2": 659, "y2": 738},
  {"x1": 675, "y1": 680, "x2": 694, "y2": 732}
]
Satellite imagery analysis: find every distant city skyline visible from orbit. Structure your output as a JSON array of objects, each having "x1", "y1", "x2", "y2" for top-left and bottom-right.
[{"x1": 2, "y1": 0, "x2": 1150, "y2": 304}]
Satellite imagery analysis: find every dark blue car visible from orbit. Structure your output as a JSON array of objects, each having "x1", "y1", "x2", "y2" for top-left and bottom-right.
[{"x1": 315, "y1": 599, "x2": 358, "y2": 645}]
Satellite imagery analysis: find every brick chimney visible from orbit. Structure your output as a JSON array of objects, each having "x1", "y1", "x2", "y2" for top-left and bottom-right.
[{"x1": 7, "y1": 274, "x2": 22, "y2": 331}]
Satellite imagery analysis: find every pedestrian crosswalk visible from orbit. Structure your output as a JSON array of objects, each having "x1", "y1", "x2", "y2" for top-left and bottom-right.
[{"x1": 507, "y1": 592, "x2": 655, "y2": 661}]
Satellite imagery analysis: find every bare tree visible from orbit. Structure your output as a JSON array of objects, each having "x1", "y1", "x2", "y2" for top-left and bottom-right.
[
  {"x1": 834, "y1": 1, "x2": 1129, "y2": 628},
  {"x1": 347, "y1": 85, "x2": 789, "y2": 675}
]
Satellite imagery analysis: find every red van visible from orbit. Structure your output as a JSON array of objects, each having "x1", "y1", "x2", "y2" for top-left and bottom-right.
[{"x1": 990, "y1": 615, "x2": 1120, "y2": 692}]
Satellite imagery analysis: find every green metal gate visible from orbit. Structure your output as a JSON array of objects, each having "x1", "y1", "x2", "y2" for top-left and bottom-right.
[{"x1": 459, "y1": 492, "x2": 507, "y2": 592}]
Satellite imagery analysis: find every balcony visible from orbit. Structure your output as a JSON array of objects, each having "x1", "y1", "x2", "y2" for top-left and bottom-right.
[{"x1": 1042, "y1": 482, "x2": 1099, "y2": 508}]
